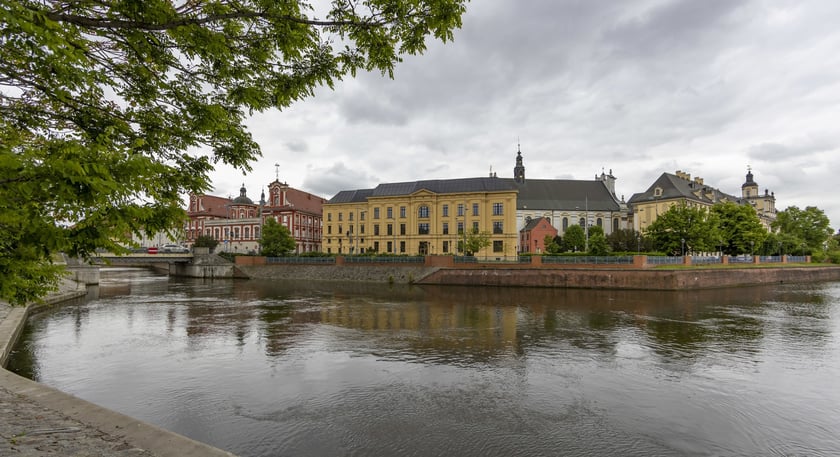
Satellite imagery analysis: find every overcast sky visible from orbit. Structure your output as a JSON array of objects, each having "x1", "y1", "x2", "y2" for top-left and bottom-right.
[{"x1": 207, "y1": 0, "x2": 840, "y2": 231}]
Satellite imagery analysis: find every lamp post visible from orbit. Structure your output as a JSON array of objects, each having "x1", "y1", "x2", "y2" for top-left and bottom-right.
[
  {"x1": 750, "y1": 240, "x2": 754, "y2": 257},
  {"x1": 681, "y1": 238, "x2": 685, "y2": 257}
]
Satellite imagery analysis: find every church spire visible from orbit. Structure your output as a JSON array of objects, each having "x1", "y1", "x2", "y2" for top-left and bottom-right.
[{"x1": 513, "y1": 143, "x2": 525, "y2": 184}]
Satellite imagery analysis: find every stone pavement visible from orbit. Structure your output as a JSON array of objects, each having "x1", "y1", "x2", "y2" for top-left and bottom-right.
[{"x1": 0, "y1": 279, "x2": 236, "y2": 457}]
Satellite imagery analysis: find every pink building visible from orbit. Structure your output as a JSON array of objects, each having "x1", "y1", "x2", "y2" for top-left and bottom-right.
[
  {"x1": 519, "y1": 217, "x2": 558, "y2": 254},
  {"x1": 186, "y1": 179, "x2": 325, "y2": 254}
]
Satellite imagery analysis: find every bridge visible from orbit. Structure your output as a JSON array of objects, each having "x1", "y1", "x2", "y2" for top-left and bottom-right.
[{"x1": 91, "y1": 253, "x2": 194, "y2": 266}]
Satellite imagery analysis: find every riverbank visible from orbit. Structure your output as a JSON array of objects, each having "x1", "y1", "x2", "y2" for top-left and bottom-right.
[{"x1": 0, "y1": 279, "x2": 236, "y2": 457}]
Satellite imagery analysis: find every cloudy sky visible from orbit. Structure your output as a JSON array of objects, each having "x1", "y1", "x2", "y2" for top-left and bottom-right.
[{"x1": 208, "y1": 0, "x2": 840, "y2": 230}]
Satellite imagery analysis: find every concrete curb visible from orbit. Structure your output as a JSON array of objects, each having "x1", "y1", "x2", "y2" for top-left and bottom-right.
[{"x1": 1, "y1": 280, "x2": 238, "y2": 457}]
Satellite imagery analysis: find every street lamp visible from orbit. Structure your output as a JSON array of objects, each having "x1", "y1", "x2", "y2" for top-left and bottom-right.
[
  {"x1": 681, "y1": 238, "x2": 685, "y2": 257},
  {"x1": 750, "y1": 240, "x2": 754, "y2": 256}
]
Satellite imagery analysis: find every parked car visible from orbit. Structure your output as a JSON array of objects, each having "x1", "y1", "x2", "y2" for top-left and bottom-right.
[{"x1": 160, "y1": 244, "x2": 190, "y2": 253}]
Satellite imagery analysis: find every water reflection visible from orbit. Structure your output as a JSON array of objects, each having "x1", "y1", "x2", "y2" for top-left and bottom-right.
[{"x1": 8, "y1": 269, "x2": 840, "y2": 457}]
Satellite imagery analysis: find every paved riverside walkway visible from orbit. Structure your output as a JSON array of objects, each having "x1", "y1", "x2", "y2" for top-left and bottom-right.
[{"x1": 1, "y1": 279, "x2": 236, "y2": 457}]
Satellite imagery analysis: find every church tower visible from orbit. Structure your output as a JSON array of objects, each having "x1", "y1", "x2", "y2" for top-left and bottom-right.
[
  {"x1": 741, "y1": 166, "x2": 776, "y2": 229},
  {"x1": 513, "y1": 144, "x2": 525, "y2": 184},
  {"x1": 741, "y1": 166, "x2": 759, "y2": 199}
]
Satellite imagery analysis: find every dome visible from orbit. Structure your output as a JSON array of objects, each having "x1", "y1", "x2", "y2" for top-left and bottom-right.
[{"x1": 232, "y1": 185, "x2": 254, "y2": 204}]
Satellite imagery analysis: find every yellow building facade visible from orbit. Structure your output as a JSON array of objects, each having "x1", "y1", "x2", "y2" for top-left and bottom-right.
[{"x1": 323, "y1": 178, "x2": 519, "y2": 259}]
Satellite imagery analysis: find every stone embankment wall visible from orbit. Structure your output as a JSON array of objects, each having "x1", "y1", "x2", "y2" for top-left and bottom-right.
[
  {"x1": 417, "y1": 266, "x2": 840, "y2": 290},
  {"x1": 237, "y1": 264, "x2": 440, "y2": 284}
]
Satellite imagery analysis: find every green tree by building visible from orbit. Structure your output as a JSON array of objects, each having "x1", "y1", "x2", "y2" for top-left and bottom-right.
[
  {"x1": 710, "y1": 202, "x2": 767, "y2": 255},
  {"x1": 646, "y1": 203, "x2": 719, "y2": 255},
  {"x1": 564, "y1": 225, "x2": 586, "y2": 253},
  {"x1": 260, "y1": 219, "x2": 296, "y2": 257}
]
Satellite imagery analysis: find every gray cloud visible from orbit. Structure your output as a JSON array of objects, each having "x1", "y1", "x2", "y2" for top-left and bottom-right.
[{"x1": 211, "y1": 0, "x2": 840, "y2": 230}]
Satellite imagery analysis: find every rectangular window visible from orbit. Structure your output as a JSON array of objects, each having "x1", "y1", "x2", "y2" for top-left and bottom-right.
[
  {"x1": 418, "y1": 223, "x2": 430, "y2": 235},
  {"x1": 374, "y1": 208, "x2": 380, "y2": 219},
  {"x1": 493, "y1": 240, "x2": 503, "y2": 252},
  {"x1": 360, "y1": 224, "x2": 365, "y2": 234},
  {"x1": 349, "y1": 212, "x2": 354, "y2": 221},
  {"x1": 387, "y1": 241, "x2": 393, "y2": 253},
  {"x1": 361, "y1": 211, "x2": 366, "y2": 221},
  {"x1": 443, "y1": 241, "x2": 449, "y2": 253},
  {"x1": 457, "y1": 204, "x2": 465, "y2": 216},
  {"x1": 374, "y1": 224, "x2": 380, "y2": 235},
  {"x1": 338, "y1": 225, "x2": 343, "y2": 234},
  {"x1": 400, "y1": 241, "x2": 406, "y2": 253},
  {"x1": 400, "y1": 206, "x2": 406, "y2": 218},
  {"x1": 493, "y1": 221, "x2": 503, "y2": 234},
  {"x1": 472, "y1": 203, "x2": 479, "y2": 216},
  {"x1": 400, "y1": 223, "x2": 406, "y2": 235},
  {"x1": 472, "y1": 221, "x2": 479, "y2": 232},
  {"x1": 373, "y1": 241, "x2": 379, "y2": 252},
  {"x1": 457, "y1": 221, "x2": 464, "y2": 234},
  {"x1": 418, "y1": 206, "x2": 430, "y2": 218},
  {"x1": 327, "y1": 225, "x2": 332, "y2": 234},
  {"x1": 387, "y1": 224, "x2": 393, "y2": 236},
  {"x1": 387, "y1": 207, "x2": 393, "y2": 219},
  {"x1": 442, "y1": 222, "x2": 449, "y2": 235},
  {"x1": 327, "y1": 213, "x2": 332, "y2": 222},
  {"x1": 338, "y1": 212, "x2": 343, "y2": 221},
  {"x1": 442, "y1": 205, "x2": 449, "y2": 217},
  {"x1": 493, "y1": 203, "x2": 503, "y2": 215}
]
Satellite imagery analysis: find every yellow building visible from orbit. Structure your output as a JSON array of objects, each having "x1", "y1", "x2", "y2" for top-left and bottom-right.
[
  {"x1": 323, "y1": 177, "x2": 519, "y2": 259},
  {"x1": 628, "y1": 170, "x2": 740, "y2": 231}
]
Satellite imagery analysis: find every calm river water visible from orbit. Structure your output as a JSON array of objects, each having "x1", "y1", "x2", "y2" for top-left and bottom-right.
[{"x1": 9, "y1": 268, "x2": 840, "y2": 457}]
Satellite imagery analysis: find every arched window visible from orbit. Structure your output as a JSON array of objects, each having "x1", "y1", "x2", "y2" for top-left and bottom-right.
[
  {"x1": 613, "y1": 218, "x2": 619, "y2": 232},
  {"x1": 596, "y1": 218, "x2": 603, "y2": 227},
  {"x1": 244, "y1": 227, "x2": 250, "y2": 238},
  {"x1": 562, "y1": 217, "x2": 568, "y2": 231},
  {"x1": 214, "y1": 228, "x2": 220, "y2": 239},
  {"x1": 579, "y1": 218, "x2": 585, "y2": 227}
]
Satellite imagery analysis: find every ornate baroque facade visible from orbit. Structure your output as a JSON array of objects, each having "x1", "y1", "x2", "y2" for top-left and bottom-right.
[{"x1": 186, "y1": 178, "x2": 326, "y2": 253}]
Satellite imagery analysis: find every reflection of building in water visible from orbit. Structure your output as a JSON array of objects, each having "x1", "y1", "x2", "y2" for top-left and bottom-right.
[{"x1": 319, "y1": 302, "x2": 519, "y2": 358}]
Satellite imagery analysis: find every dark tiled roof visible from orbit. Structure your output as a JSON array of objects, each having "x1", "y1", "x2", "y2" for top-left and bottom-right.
[
  {"x1": 372, "y1": 177, "x2": 517, "y2": 197},
  {"x1": 521, "y1": 216, "x2": 549, "y2": 231},
  {"x1": 328, "y1": 177, "x2": 517, "y2": 203},
  {"x1": 627, "y1": 173, "x2": 739, "y2": 206},
  {"x1": 506, "y1": 179, "x2": 621, "y2": 211},
  {"x1": 327, "y1": 189, "x2": 374, "y2": 204}
]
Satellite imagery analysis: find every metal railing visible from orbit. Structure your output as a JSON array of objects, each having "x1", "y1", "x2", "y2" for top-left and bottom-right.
[
  {"x1": 787, "y1": 255, "x2": 807, "y2": 263},
  {"x1": 645, "y1": 256, "x2": 683, "y2": 265},
  {"x1": 759, "y1": 255, "x2": 782, "y2": 263},
  {"x1": 692, "y1": 256, "x2": 721, "y2": 264},
  {"x1": 266, "y1": 256, "x2": 335, "y2": 264},
  {"x1": 454, "y1": 256, "x2": 478, "y2": 264},
  {"x1": 543, "y1": 256, "x2": 634, "y2": 265},
  {"x1": 344, "y1": 256, "x2": 424, "y2": 264}
]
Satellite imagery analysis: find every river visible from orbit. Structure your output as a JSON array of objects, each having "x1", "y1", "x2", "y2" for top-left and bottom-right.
[{"x1": 8, "y1": 268, "x2": 840, "y2": 457}]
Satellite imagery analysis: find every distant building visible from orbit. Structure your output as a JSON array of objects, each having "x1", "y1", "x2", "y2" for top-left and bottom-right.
[
  {"x1": 509, "y1": 146, "x2": 628, "y2": 237},
  {"x1": 186, "y1": 174, "x2": 326, "y2": 253},
  {"x1": 519, "y1": 216, "x2": 558, "y2": 254},
  {"x1": 627, "y1": 168, "x2": 776, "y2": 231},
  {"x1": 323, "y1": 177, "x2": 519, "y2": 259}
]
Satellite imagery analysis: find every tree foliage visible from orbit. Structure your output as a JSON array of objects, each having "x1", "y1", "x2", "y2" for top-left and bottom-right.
[
  {"x1": 607, "y1": 228, "x2": 650, "y2": 253},
  {"x1": 563, "y1": 225, "x2": 585, "y2": 252},
  {"x1": 587, "y1": 230, "x2": 609, "y2": 256},
  {"x1": 710, "y1": 202, "x2": 767, "y2": 255},
  {"x1": 771, "y1": 206, "x2": 833, "y2": 254},
  {"x1": 0, "y1": 0, "x2": 467, "y2": 304},
  {"x1": 260, "y1": 218, "x2": 296, "y2": 257},
  {"x1": 462, "y1": 228, "x2": 491, "y2": 256},
  {"x1": 645, "y1": 203, "x2": 719, "y2": 255},
  {"x1": 543, "y1": 234, "x2": 562, "y2": 254}
]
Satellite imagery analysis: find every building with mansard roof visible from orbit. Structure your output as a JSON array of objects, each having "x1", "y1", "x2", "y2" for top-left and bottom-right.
[
  {"x1": 627, "y1": 168, "x2": 776, "y2": 231},
  {"x1": 186, "y1": 169, "x2": 327, "y2": 253}
]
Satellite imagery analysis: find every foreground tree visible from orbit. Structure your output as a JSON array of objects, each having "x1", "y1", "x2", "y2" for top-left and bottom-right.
[
  {"x1": 710, "y1": 202, "x2": 767, "y2": 255},
  {"x1": 260, "y1": 218, "x2": 296, "y2": 257},
  {"x1": 0, "y1": 0, "x2": 467, "y2": 304},
  {"x1": 193, "y1": 235, "x2": 219, "y2": 253},
  {"x1": 646, "y1": 203, "x2": 719, "y2": 255}
]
